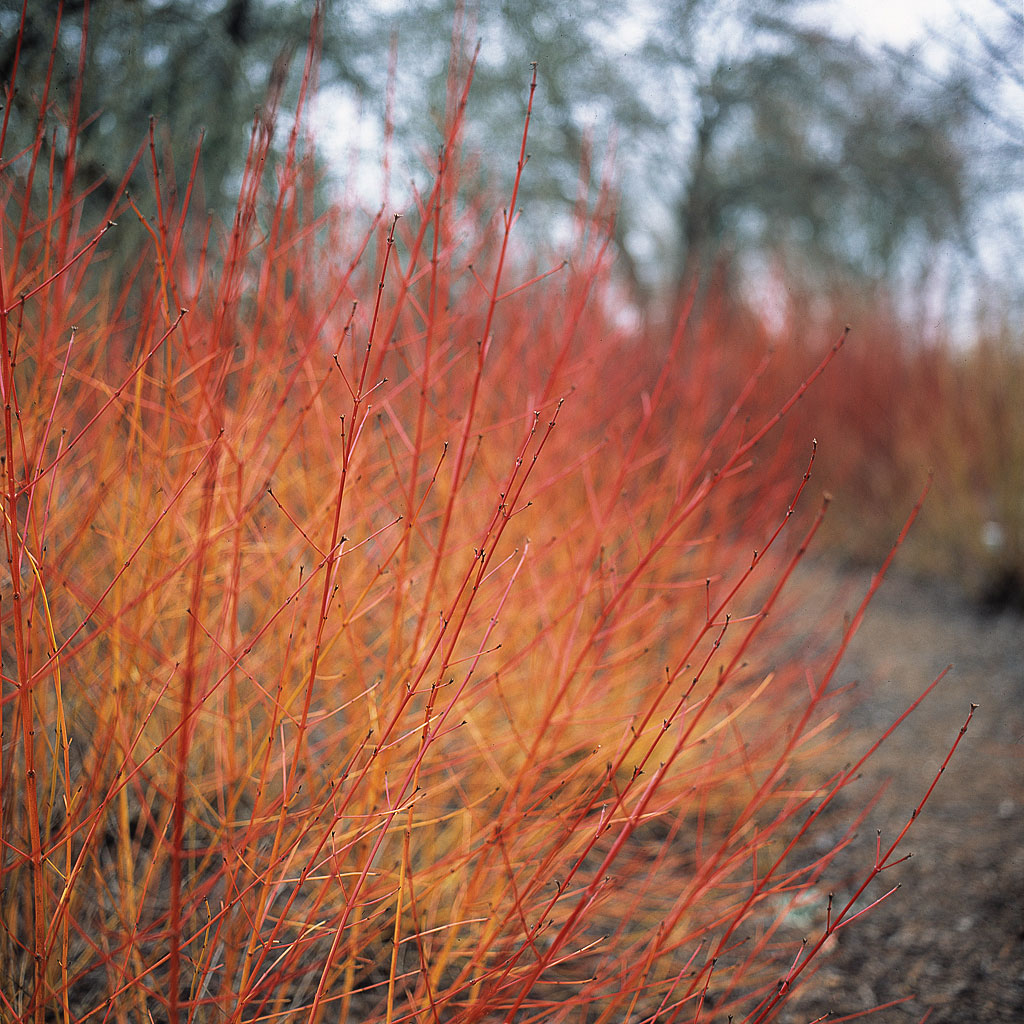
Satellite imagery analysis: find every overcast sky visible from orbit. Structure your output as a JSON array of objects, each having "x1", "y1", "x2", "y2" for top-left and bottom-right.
[{"x1": 822, "y1": 0, "x2": 960, "y2": 46}]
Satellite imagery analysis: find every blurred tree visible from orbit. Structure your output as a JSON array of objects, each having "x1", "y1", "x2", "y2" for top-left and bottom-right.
[
  {"x1": 0, "y1": 0, "x2": 366, "y2": 222},
  {"x1": 919, "y1": 0, "x2": 1024, "y2": 322},
  {"x1": 0, "y1": 0, "x2": 999, "y2": 313},
  {"x1": 673, "y1": 27, "x2": 971, "y2": 289},
  {"x1": 393, "y1": 2, "x2": 985, "y2": 302}
]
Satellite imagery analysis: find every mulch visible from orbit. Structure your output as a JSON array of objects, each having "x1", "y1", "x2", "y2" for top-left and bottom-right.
[{"x1": 775, "y1": 563, "x2": 1024, "y2": 1023}]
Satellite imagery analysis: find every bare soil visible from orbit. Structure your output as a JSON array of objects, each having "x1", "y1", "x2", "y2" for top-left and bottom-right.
[{"x1": 777, "y1": 562, "x2": 1024, "y2": 1023}]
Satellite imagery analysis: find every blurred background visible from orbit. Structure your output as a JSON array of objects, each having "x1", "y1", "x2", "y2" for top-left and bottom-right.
[
  {"x1": 2, "y1": 0, "x2": 1020, "y2": 330},
  {"x1": 2, "y1": 0, "x2": 1022, "y2": 598}
]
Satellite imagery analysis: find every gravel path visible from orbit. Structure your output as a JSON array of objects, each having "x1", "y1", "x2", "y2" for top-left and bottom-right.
[{"x1": 778, "y1": 563, "x2": 1024, "y2": 1023}]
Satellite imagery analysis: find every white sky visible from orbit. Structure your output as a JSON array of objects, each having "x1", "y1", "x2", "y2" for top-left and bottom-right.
[{"x1": 821, "y1": 0, "x2": 962, "y2": 46}]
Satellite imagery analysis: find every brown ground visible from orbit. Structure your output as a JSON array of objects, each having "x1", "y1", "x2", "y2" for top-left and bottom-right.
[{"x1": 776, "y1": 562, "x2": 1024, "y2": 1023}]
